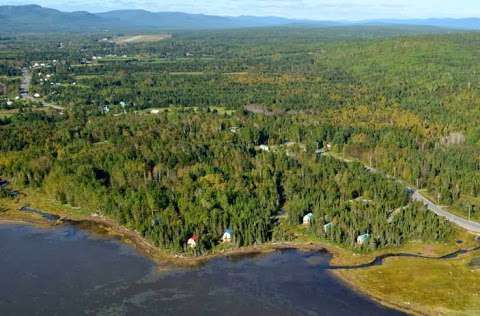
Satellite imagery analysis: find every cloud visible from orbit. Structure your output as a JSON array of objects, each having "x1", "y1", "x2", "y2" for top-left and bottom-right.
[{"x1": 3, "y1": 0, "x2": 480, "y2": 20}]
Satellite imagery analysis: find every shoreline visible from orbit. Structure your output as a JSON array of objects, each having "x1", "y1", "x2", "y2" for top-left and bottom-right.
[
  {"x1": 1, "y1": 205, "x2": 478, "y2": 315},
  {"x1": 0, "y1": 213, "x2": 416, "y2": 314},
  {"x1": 332, "y1": 270, "x2": 427, "y2": 316},
  {"x1": 0, "y1": 212, "x2": 329, "y2": 267}
]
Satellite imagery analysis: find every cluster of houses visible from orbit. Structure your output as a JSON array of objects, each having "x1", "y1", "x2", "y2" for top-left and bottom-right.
[
  {"x1": 302, "y1": 212, "x2": 370, "y2": 245},
  {"x1": 37, "y1": 72, "x2": 54, "y2": 86},
  {"x1": 256, "y1": 142, "x2": 332, "y2": 156},
  {"x1": 100, "y1": 101, "x2": 130, "y2": 115},
  {"x1": 32, "y1": 62, "x2": 47, "y2": 69},
  {"x1": 80, "y1": 56, "x2": 110, "y2": 65},
  {"x1": 186, "y1": 228, "x2": 233, "y2": 249}
]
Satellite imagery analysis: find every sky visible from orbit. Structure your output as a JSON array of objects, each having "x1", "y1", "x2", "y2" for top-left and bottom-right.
[{"x1": 2, "y1": 0, "x2": 480, "y2": 20}]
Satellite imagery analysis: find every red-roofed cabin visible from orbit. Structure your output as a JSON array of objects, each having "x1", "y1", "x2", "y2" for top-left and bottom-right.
[{"x1": 187, "y1": 235, "x2": 199, "y2": 248}]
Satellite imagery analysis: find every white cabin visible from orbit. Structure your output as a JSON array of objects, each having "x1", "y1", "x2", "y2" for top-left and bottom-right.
[
  {"x1": 259, "y1": 145, "x2": 270, "y2": 152},
  {"x1": 303, "y1": 213, "x2": 313, "y2": 225},
  {"x1": 222, "y1": 229, "x2": 233, "y2": 243}
]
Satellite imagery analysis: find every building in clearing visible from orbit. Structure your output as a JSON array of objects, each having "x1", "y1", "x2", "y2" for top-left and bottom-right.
[
  {"x1": 258, "y1": 144, "x2": 270, "y2": 152},
  {"x1": 222, "y1": 229, "x2": 233, "y2": 243},
  {"x1": 357, "y1": 233, "x2": 370, "y2": 245},
  {"x1": 323, "y1": 222, "x2": 334, "y2": 233},
  {"x1": 187, "y1": 235, "x2": 199, "y2": 248},
  {"x1": 303, "y1": 213, "x2": 313, "y2": 225},
  {"x1": 33, "y1": 93, "x2": 41, "y2": 98}
]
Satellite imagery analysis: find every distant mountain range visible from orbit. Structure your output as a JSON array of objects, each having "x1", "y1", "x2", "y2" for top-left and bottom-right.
[{"x1": 1, "y1": 4, "x2": 480, "y2": 33}]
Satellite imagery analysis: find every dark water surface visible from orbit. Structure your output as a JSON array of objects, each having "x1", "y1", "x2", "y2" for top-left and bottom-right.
[{"x1": 0, "y1": 224, "x2": 404, "y2": 316}]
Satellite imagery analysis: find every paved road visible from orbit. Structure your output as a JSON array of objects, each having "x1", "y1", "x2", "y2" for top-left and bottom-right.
[
  {"x1": 20, "y1": 68, "x2": 31, "y2": 97},
  {"x1": 410, "y1": 191, "x2": 480, "y2": 233},
  {"x1": 20, "y1": 68, "x2": 65, "y2": 111},
  {"x1": 328, "y1": 152, "x2": 480, "y2": 234}
]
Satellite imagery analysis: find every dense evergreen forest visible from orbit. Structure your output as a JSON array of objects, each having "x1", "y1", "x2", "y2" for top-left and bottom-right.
[{"x1": 3, "y1": 26, "x2": 477, "y2": 253}]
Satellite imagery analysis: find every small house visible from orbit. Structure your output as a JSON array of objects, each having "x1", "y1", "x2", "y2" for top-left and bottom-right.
[
  {"x1": 6, "y1": 100, "x2": 13, "y2": 106},
  {"x1": 323, "y1": 222, "x2": 334, "y2": 233},
  {"x1": 150, "y1": 109, "x2": 160, "y2": 114},
  {"x1": 259, "y1": 145, "x2": 270, "y2": 152},
  {"x1": 357, "y1": 233, "x2": 370, "y2": 245},
  {"x1": 33, "y1": 93, "x2": 40, "y2": 98},
  {"x1": 303, "y1": 213, "x2": 313, "y2": 225},
  {"x1": 326, "y1": 143, "x2": 332, "y2": 151},
  {"x1": 222, "y1": 229, "x2": 233, "y2": 243},
  {"x1": 187, "y1": 235, "x2": 198, "y2": 248}
]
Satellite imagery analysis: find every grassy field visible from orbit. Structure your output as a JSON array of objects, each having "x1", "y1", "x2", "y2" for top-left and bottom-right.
[
  {"x1": 274, "y1": 224, "x2": 480, "y2": 315},
  {"x1": 114, "y1": 34, "x2": 172, "y2": 44},
  {"x1": 338, "y1": 248, "x2": 480, "y2": 315},
  {"x1": 0, "y1": 109, "x2": 17, "y2": 118}
]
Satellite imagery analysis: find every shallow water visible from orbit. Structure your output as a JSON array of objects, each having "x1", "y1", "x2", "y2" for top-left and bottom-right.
[{"x1": 0, "y1": 224, "x2": 404, "y2": 315}]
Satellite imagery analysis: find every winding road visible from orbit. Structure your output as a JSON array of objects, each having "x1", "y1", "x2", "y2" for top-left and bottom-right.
[
  {"x1": 410, "y1": 191, "x2": 480, "y2": 233},
  {"x1": 327, "y1": 152, "x2": 480, "y2": 234}
]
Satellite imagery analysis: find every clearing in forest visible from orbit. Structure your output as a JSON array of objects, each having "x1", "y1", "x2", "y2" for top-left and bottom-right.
[{"x1": 114, "y1": 34, "x2": 172, "y2": 44}]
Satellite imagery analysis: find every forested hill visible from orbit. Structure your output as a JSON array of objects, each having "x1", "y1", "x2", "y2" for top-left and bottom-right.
[
  {"x1": 2, "y1": 4, "x2": 480, "y2": 33},
  {"x1": 365, "y1": 18, "x2": 480, "y2": 30},
  {"x1": 0, "y1": 5, "x2": 339, "y2": 33},
  {"x1": 0, "y1": 5, "x2": 108, "y2": 33}
]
